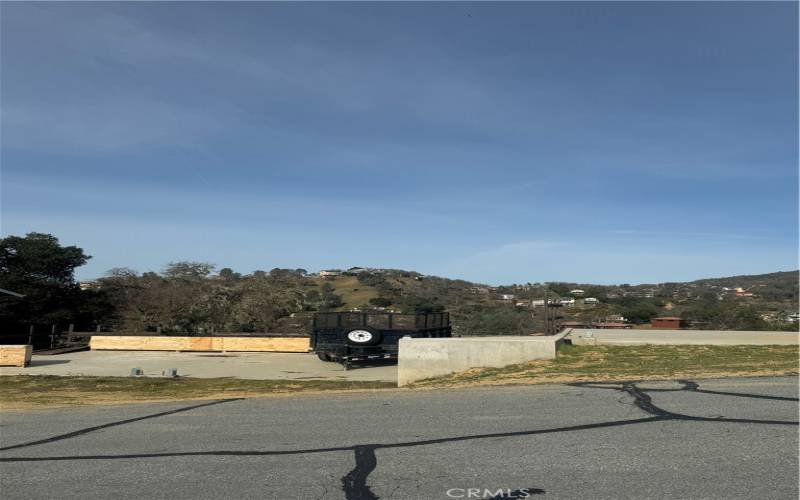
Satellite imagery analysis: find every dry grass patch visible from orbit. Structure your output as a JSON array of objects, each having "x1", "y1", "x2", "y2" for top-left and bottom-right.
[
  {"x1": 410, "y1": 344, "x2": 799, "y2": 388},
  {"x1": 0, "y1": 376, "x2": 395, "y2": 409}
]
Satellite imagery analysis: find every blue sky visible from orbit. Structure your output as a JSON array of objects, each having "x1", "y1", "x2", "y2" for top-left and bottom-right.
[{"x1": 1, "y1": 2, "x2": 797, "y2": 285}]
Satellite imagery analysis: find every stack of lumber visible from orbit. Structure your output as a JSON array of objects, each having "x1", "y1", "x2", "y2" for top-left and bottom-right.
[
  {"x1": 89, "y1": 336, "x2": 310, "y2": 353},
  {"x1": 0, "y1": 345, "x2": 33, "y2": 367}
]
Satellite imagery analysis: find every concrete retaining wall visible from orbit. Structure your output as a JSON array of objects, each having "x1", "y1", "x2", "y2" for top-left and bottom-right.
[
  {"x1": 567, "y1": 329, "x2": 799, "y2": 346},
  {"x1": 398, "y1": 334, "x2": 566, "y2": 386}
]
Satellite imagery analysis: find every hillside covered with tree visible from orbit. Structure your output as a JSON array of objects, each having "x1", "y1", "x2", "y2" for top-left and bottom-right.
[{"x1": 1, "y1": 233, "x2": 797, "y2": 337}]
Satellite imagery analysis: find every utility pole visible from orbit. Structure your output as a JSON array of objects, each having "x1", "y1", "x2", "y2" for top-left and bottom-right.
[{"x1": 542, "y1": 284, "x2": 549, "y2": 335}]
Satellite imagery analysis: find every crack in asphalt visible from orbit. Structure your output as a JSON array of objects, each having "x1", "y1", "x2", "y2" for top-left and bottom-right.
[
  {"x1": 0, "y1": 380, "x2": 797, "y2": 500},
  {"x1": 572, "y1": 381, "x2": 799, "y2": 425},
  {"x1": 671, "y1": 379, "x2": 798, "y2": 401}
]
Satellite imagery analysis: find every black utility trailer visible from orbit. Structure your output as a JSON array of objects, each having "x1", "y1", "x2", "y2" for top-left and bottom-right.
[{"x1": 311, "y1": 312, "x2": 451, "y2": 369}]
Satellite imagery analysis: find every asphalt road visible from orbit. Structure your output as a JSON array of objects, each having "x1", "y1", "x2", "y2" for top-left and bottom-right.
[{"x1": 1, "y1": 376, "x2": 797, "y2": 499}]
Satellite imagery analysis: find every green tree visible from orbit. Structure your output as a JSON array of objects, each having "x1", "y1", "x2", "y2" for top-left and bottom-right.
[
  {"x1": 613, "y1": 298, "x2": 661, "y2": 324},
  {"x1": 319, "y1": 283, "x2": 344, "y2": 310},
  {"x1": 0, "y1": 233, "x2": 91, "y2": 328},
  {"x1": 357, "y1": 271, "x2": 385, "y2": 287},
  {"x1": 368, "y1": 297, "x2": 392, "y2": 308},
  {"x1": 218, "y1": 267, "x2": 241, "y2": 280},
  {"x1": 397, "y1": 293, "x2": 444, "y2": 314},
  {"x1": 0, "y1": 233, "x2": 88, "y2": 286},
  {"x1": 163, "y1": 261, "x2": 214, "y2": 279}
]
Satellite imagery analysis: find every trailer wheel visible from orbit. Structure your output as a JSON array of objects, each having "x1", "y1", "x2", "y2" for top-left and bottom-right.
[
  {"x1": 345, "y1": 328, "x2": 381, "y2": 346},
  {"x1": 316, "y1": 352, "x2": 332, "y2": 362}
]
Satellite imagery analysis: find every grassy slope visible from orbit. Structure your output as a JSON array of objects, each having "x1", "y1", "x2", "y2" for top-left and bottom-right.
[
  {"x1": 410, "y1": 344, "x2": 800, "y2": 387},
  {"x1": 0, "y1": 377, "x2": 395, "y2": 409},
  {"x1": 2, "y1": 345, "x2": 796, "y2": 409},
  {"x1": 312, "y1": 275, "x2": 380, "y2": 310}
]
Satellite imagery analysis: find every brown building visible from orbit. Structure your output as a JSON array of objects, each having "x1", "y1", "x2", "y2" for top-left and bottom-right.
[{"x1": 651, "y1": 317, "x2": 687, "y2": 329}]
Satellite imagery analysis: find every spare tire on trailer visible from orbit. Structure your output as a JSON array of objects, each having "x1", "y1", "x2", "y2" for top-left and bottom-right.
[{"x1": 345, "y1": 328, "x2": 382, "y2": 346}]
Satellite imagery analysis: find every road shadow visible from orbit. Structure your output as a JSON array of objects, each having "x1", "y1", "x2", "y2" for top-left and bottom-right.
[
  {"x1": 343, "y1": 359, "x2": 397, "y2": 371},
  {"x1": 1, "y1": 379, "x2": 796, "y2": 500}
]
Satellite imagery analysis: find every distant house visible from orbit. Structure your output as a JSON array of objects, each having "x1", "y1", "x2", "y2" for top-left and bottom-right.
[
  {"x1": 319, "y1": 270, "x2": 342, "y2": 278},
  {"x1": 651, "y1": 317, "x2": 687, "y2": 329},
  {"x1": 530, "y1": 299, "x2": 545, "y2": 307},
  {"x1": 79, "y1": 280, "x2": 100, "y2": 291},
  {"x1": 583, "y1": 297, "x2": 599, "y2": 305},
  {"x1": 499, "y1": 293, "x2": 515, "y2": 301},
  {"x1": 469, "y1": 286, "x2": 490, "y2": 294},
  {"x1": 788, "y1": 313, "x2": 800, "y2": 323},
  {"x1": 514, "y1": 300, "x2": 530, "y2": 308},
  {"x1": 560, "y1": 298, "x2": 575, "y2": 306},
  {"x1": 605, "y1": 314, "x2": 627, "y2": 323},
  {"x1": 569, "y1": 289, "x2": 585, "y2": 296}
]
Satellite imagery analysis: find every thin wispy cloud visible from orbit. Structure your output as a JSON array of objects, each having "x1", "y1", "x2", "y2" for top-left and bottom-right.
[{"x1": 1, "y1": 2, "x2": 796, "y2": 282}]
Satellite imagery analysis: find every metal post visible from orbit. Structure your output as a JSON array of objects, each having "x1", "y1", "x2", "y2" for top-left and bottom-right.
[
  {"x1": 50, "y1": 324, "x2": 56, "y2": 350},
  {"x1": 28, "y1": 325, "x2": 34, "y2": 345},
  {"x1": 543, "y1": 287, "x2": 549, "y2": 335}
]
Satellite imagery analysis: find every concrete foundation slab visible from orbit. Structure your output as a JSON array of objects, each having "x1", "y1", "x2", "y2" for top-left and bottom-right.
[
  {"x1": 0, "y1": 351, "x2": 396, "y2": 382},
  {"x1": 567, "y1": 328, "x2": 799, "y2": 346},
  {"x1": 398, "y1": 335, "x2": 566, "y2": 386}
]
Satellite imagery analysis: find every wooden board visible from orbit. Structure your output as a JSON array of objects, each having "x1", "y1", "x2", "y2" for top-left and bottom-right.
[
  {"x1": 189, "y1": 337, "x2": 214, "y2": 351},
  {"x1": 0, "y1": 345, "x2": 33, "y2": 367},
  {"x1": 90, "y1": 336, "x2": 310, "y2": 353},
  {"x1": 211, "y1": 337, "x2": 310, "y2": 352}
]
